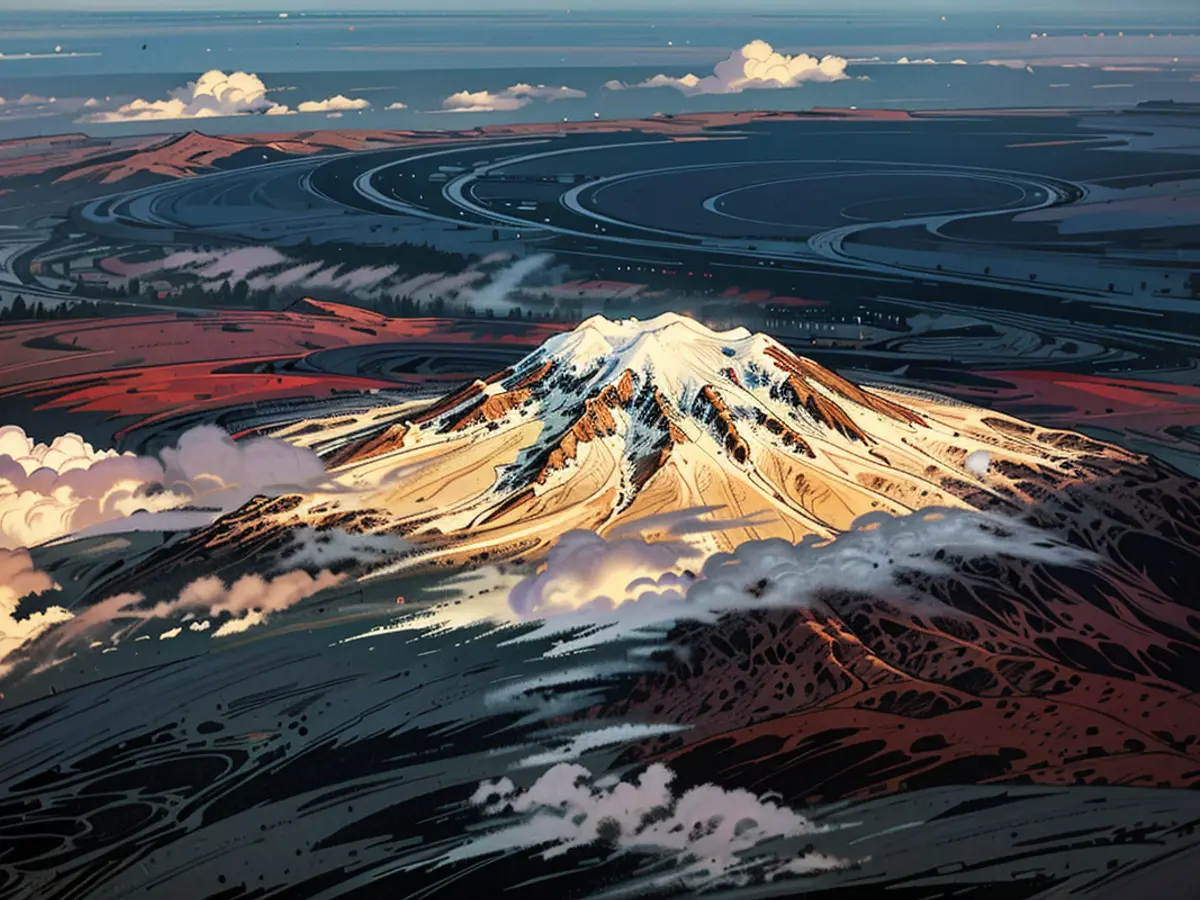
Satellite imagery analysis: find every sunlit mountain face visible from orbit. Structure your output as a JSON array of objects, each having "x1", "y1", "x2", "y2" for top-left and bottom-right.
[{"x1": 130, "y1": 313, "x2": 1141, "y2": 590}]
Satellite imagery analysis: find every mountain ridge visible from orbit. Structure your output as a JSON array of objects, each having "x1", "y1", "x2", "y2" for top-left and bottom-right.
[{"x1": 115, "y1": 313, "x2": 1144, "y2": 588}]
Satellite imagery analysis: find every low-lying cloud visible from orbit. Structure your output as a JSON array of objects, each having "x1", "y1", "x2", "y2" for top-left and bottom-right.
[
  {"x1": 0, "y1": 548, "x2": 71, "y2": 677},
  {"x1": 442, "y1": 83, "x2": 586, "y2": 113},
  {"x1": 509, "y1": 529, "x2": 700, "y2": 618},
  {"x1": 26, "y1": 567, "x2": 345, "y2": 669},
  {"x1": 503, "y1": 509, "x2": 1094, "y2": 655},
  {"x1": 117, "y1": 245, "x2": 557, "y2": 310},
  {"x1": 605, "y1": 40, "x2": 849, "y2": 96},
  {"x1": 0, "y1": 93, "x2": 57, "y2": 107},
  {"x1": 0, "y1": 424, "x2": 328, "y2": 550},
  {"x1": 78, "y1": 70, "x2": 371, "y2": 123},
  {"x1": 445, "y1": 762, "x2": 846, "y2": 889}
]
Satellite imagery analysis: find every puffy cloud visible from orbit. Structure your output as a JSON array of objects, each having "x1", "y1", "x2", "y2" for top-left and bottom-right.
[
  {"x1": 386, "y1": 101, "x2": 409, "y2": 110},
  {"x1": 896, "y1": 57, "x2": 938, "y2": 64},
  {"x1": 508, "y1": 529, "x2": 701, "y2": 618},
  {"x1": 442, "y1": 83, "x2": 586, "y2": 113},
  {"x1": 0, "y1": 424, "x2": 328, "y2": 550},
  {"x1": 0, "y1": 548, "x2": 71, "y2": 677},
  {"x1": 951, "y1": 58, "x2": 968, "y2": 64},
  {"x1": 964, "y1": 450, "x2": 991, "y2": 477},
  {"x1": 296, "y1": 94, "x2": 370, "y2": 113},
  {"x1": 605, "y1": 40, "x2": 849, "y2": 96},
  {"x1": 446, "y1": 762, "x2": 846, "y2": 888},
  {"x1": 80, "y1": 70, "x2": 286, "y2": 122}
]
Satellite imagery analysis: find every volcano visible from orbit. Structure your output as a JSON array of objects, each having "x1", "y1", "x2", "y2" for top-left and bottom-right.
[{"x1": 161, "y1": 312, "x2": 1140, "y2": 575}]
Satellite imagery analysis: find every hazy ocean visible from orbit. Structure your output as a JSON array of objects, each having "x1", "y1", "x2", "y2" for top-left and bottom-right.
[{"x1": 0, "y1": 9, "x2": 1199, "y2": 138}]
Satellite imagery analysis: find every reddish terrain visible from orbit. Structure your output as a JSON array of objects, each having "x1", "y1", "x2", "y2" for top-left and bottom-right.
[
  {"x1": 0, "y1": 111, "x2": 932, "y2": 188},
  {"x1": 0, "y1": 301, "x2": 566, "y2": 437},
  {"x1": 603, "y1": 458, "x2": 1200, "y2": 803},
  {"x1": 951, "y1": 369, "x2": 1200, "y2": 449}
]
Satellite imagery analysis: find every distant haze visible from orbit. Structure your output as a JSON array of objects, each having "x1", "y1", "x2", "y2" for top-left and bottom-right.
[{"x1": 8, "y1": 0, "x2": 1198, "y2": 10}]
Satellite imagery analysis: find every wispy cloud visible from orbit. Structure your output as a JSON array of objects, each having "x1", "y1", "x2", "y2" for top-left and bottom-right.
[
  {"x1": 444, "y1": 762, "x2": 848, "y2": 889},
  {"x1": 442, "y1": 83, "x2": 585, "y2": 112}
]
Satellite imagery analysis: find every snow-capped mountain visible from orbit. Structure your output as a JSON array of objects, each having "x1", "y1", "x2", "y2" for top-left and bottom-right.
[{"x1": 166, "y1": 313, "x2": 1136, "y2": 573}]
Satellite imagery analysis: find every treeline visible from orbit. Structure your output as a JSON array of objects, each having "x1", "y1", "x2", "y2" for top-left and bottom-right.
[
  {"x1": 373, "y1": 293, "x2": 582, "y2": 321},
  {"x1": 288, "y1": 239, "x2": 475, "y2": 275},
  {"x1": 0, "y1": 295, "x2": 112, "y2": 322}
]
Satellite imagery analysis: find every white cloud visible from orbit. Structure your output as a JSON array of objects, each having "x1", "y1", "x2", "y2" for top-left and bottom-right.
[
  {"x1": 442, "y1": 83, "x2": 586, "y2": 113},
  {"x1": 964, "y1": 449, "x2": 991, "y2": 477},
  {"x1": 0, "y1": 424, "x2": 329, "y2": 550},
  {"x1": 80, "y1": 70, "x2": 286, "y2": 122},
  {"x1": 386, "y1": 101, "x2": 409, "y2": 110},
  {"x1": 0, "y1": 548, "x2": 71, "y2": 677},
  {"x1": 443, "y1": 762, "x2": 847, "y2": 889},
  {"x1": 326, "y1": 112, "x2": 344, "y2": 119},
  {"x1": 896, "y1": 57, "x2": 938, "y2": 64},
  {"x1": 297, "y1": 94, "x2": 370, "y2": 113},
  {"x1": 951, "y1": 58, "x2": 968, "y2": 64},
  {"x1": 606, "y1": 40, "x2": 849, "y2": 95},
  {"x1": 508, "y1": 529, "x2": 701, "y2": 618}
]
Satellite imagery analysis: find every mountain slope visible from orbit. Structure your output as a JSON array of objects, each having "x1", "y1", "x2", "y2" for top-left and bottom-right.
[{"x1": 150, "y1": 313, "x2": 1140, "y2": 579}]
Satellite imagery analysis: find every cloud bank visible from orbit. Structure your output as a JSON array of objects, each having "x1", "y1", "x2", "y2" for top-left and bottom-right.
[
  {"x1": 442, "y1": 83, "x2": 586, "y2": 112},
  {"x1": 449, "y1": 762, "x2": 846, "y2": 888},
  {"x1": 502, "y1": 509, "x2": 1094, "y2": 655},
  {"x1": 605, "y1": 40, "x2": 849, "y2": 96},
  {"x1": 78, "y1": 70, "x2": 370, "y2": 122},
  {"x1": 0, "y1": 424, "x2": 328, "y2": 550}
]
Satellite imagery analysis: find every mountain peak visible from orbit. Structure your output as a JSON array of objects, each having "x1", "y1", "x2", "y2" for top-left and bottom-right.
[
  {"x1": 573, "y1": 312, "x2": 752, "y2": 345},
  {"x1": 539, "y1": 314, "x2": 767, "y2": 398},
  {"x1": 170, "y1": 313, "x2": 1138, "y2": 574}
]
